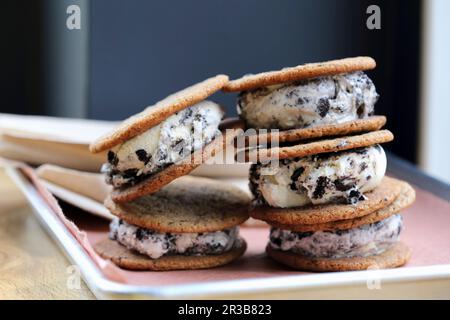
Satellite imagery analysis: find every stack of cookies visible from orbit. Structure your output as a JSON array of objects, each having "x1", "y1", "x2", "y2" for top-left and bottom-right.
[
  {"x1": 89, "y1": 76, "x2": 250, "y2": 271},
  {"x1": 225, "y1": 57, "x2": 416, "y2": 271},
  {"x1": 89, "y1": 57, "x2": 415, "y2": 273}
]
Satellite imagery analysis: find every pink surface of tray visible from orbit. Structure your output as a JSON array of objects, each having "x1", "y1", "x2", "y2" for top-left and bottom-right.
[{"x1": 63, "y1": 184, "x2": 450, "y2": 286}]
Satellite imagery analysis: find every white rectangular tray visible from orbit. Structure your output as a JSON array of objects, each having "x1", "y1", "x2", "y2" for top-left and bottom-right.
[{"x1": 6, "y1": 157, "x2": 450, "y2": 299}]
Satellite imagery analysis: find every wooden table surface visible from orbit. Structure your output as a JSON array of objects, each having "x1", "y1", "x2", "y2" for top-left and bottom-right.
[{"x1": 0, "y1": 168, "x2": 94, "y2": 299}]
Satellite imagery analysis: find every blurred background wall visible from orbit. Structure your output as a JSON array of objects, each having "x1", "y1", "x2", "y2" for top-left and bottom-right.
[
  {"x1": 419, "y1": 0, "x2": 450, "y2": 184},
  {"x1": 3, "y1": 1, "x2": 43, "y2": 115},
  {"x1": 5, "y1": 0, "x2": 449, "y2": 183},
  {"x1": 2, "y1": 0, "x2": 88, "y2": 117},
  {"x1": 88, "y1": 0, "x2": 421, "y2": 166}
]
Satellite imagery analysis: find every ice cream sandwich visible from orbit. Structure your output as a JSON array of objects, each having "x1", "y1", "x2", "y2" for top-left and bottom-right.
[
  {"x1": 89, "y1": 75, "x2": 243, "y2": 202},
  {"x1": 258, "y1": 178, "x2": 415, "y2": 271},
  {"x1": 248, "y1": 132, "x2": 396, "y2": 213},
  {"x1": 266, "y1": 195, "x2": 414, "y2": 272},
  {"x1": 225, "y1": 57, "x2": 385, "y2": 144},
  {"x1": 95, "y1": 176, "x2": 250, "y2": 271},
  {"x1": 248, "y1": 136, "x2": 415, "y2": 271},
  {"x1": 228, "y1": 57, "x2": 416, "y2": 271}
]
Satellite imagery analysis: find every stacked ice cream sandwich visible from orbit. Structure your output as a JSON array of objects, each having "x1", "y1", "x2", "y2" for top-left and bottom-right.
[
  {"x1": 90, "y1": 76, "x2": 250, "y2": 271},
  {"x1": 226, "y1": 57, "x2": 416, "y2": 271}
]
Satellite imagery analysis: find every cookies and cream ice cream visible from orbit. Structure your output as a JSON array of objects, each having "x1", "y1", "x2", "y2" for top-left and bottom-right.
[
  {"x1": 238, "y1": 71, "x2": 378, "y2": 130},
  {"x1": 102, "y1": 101, "x2": 223, "y2": 187},
  {"x1": 110, "y1": 218, "x2": 239, "y2": 259},
  {"x1": 250, "y1": 145, "x2": 387, "y2": 208},
  {"x1": 269, "y1": 214, "x2": 402, "y2": 259}
]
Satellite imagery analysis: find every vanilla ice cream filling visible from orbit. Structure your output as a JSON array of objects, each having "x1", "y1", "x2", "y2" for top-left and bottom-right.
[
  {"x1": 238, "y1": 71, "x2": 378, "y2": 130},
  {"x1": 269, "y1": 214, "x2": 402, "y2": 259},
  {"x1": 102, "y1": 101, "x2": 223, "y2": 187},
  {"x1": 109, "y1": 218, "x2": 239, "y2": 259},
  {"x1": 250, "y1": 145, "x2": 387, "y2": 208}
]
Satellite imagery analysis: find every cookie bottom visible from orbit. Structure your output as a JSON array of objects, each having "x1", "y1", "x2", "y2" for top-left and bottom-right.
[
  {"x1": 251, "y1": 177, "x2": 405, "y2": 226},
  {"x1": 95, "y1": 237, "x2": 247, "y2": 271},
  {"x1": 266, "y1": 241, "x2": 410, "y2": 272},
  {"x1": 240, "y1": 116, "x2": 386, "y2": 145},
  {"x1": 268, "y1": 181, "x2": 415, "y2": 232}
]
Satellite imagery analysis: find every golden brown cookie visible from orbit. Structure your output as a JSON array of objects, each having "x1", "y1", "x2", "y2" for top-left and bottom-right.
[
  {"x1": 111, "y1": 123, "x2": 242, "y2": 202},
  {"x1": 106, "y1": 176, "x2": 250, "y2": 233},
  {"x1": 250, "y1": 177, "x2": 403, "y2": 225},
  {"x1": 95, "y1": 238, "x2": 247, "y2": 271},
  {"x1": 236, "y1": 116, "x2": 386, "y2": 148},
  {"x1": 270, "y1": 181, "x2": 415, "y2": 232},
  {"x1": 266, "y1": 242, "x2": 410, "y2": 272},
  {"x1": 90, "y1": 75, "x2": 229, "y2": 153},
  {"x1": 223, "y1": 57, "x2": 376, "y2": 92},
  {"x1": 238, "y1": 130, "x2": 394, "y2": 162}
]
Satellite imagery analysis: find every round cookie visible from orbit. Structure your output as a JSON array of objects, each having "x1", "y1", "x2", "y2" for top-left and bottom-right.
[
  {"x1": 106, "y1": 175, "x2": 250, "y2": 233},
  {"x1": 90, "y1": 74, "x2": 229, "y2": 153},
  {"x1": 270, "y1": 181, "x2": 415, "y2": 232},
  {"x1": 266, "y1": 242, "x2": 411, "y2": 272},
  {"x1": 111, "y1": 119, "x2": 244, "y2": 202},
  {"x1": 250, "y1": 176, "x2": 404, "y2": 225},
  {"x1": 95, "y1": 238, "x2": 247, "y2": 271},
  {"x1": 236, "y1": 116, "x2": 386, "y2": 148},
  {"x1": 223, "y1": 57, "x2": 376, "y2": 92},
  {"x1": 238, "y1": 130, "x2": 394, "y2": 162}
]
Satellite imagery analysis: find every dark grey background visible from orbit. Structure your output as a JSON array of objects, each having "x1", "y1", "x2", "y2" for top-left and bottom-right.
[
  {"x1": 90, "y1": 0, "x2": 395, "y2": 120},
  {"x1": 1, "y1": 0, "x2": 421, "y2": 163}
]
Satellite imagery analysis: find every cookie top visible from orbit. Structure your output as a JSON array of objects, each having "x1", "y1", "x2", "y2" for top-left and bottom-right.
[
  {"x1": 250, "y1": 176, "x2": 404, "y2": 225},
  {"x1": 105, "y1": 176, "x2": 250, "y2": 233},
  {"x1": 110, "y1": 121, "x2": 242, "y2": 202},
  {"x1": 266, "y1": 241, "x2": 410, "y2": 272},
  {"x1": 238, "y1": 129, "x2": 393, "y2": 162},
  {"x1": 95, "y1": 238, "x2": 246, "y2": 271},
  {"x1": 223, "y1": 57, "x2": 376, "y2": 92},
  {"x1": 269, "y1": 181, "x2": 415, "y2": 232},
  {"x1": 236, "y1": 116, "x2": 386, "y2": 147},
  {"x1": 90, "y1": 75, "x2": 229, "y2": 153}
]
